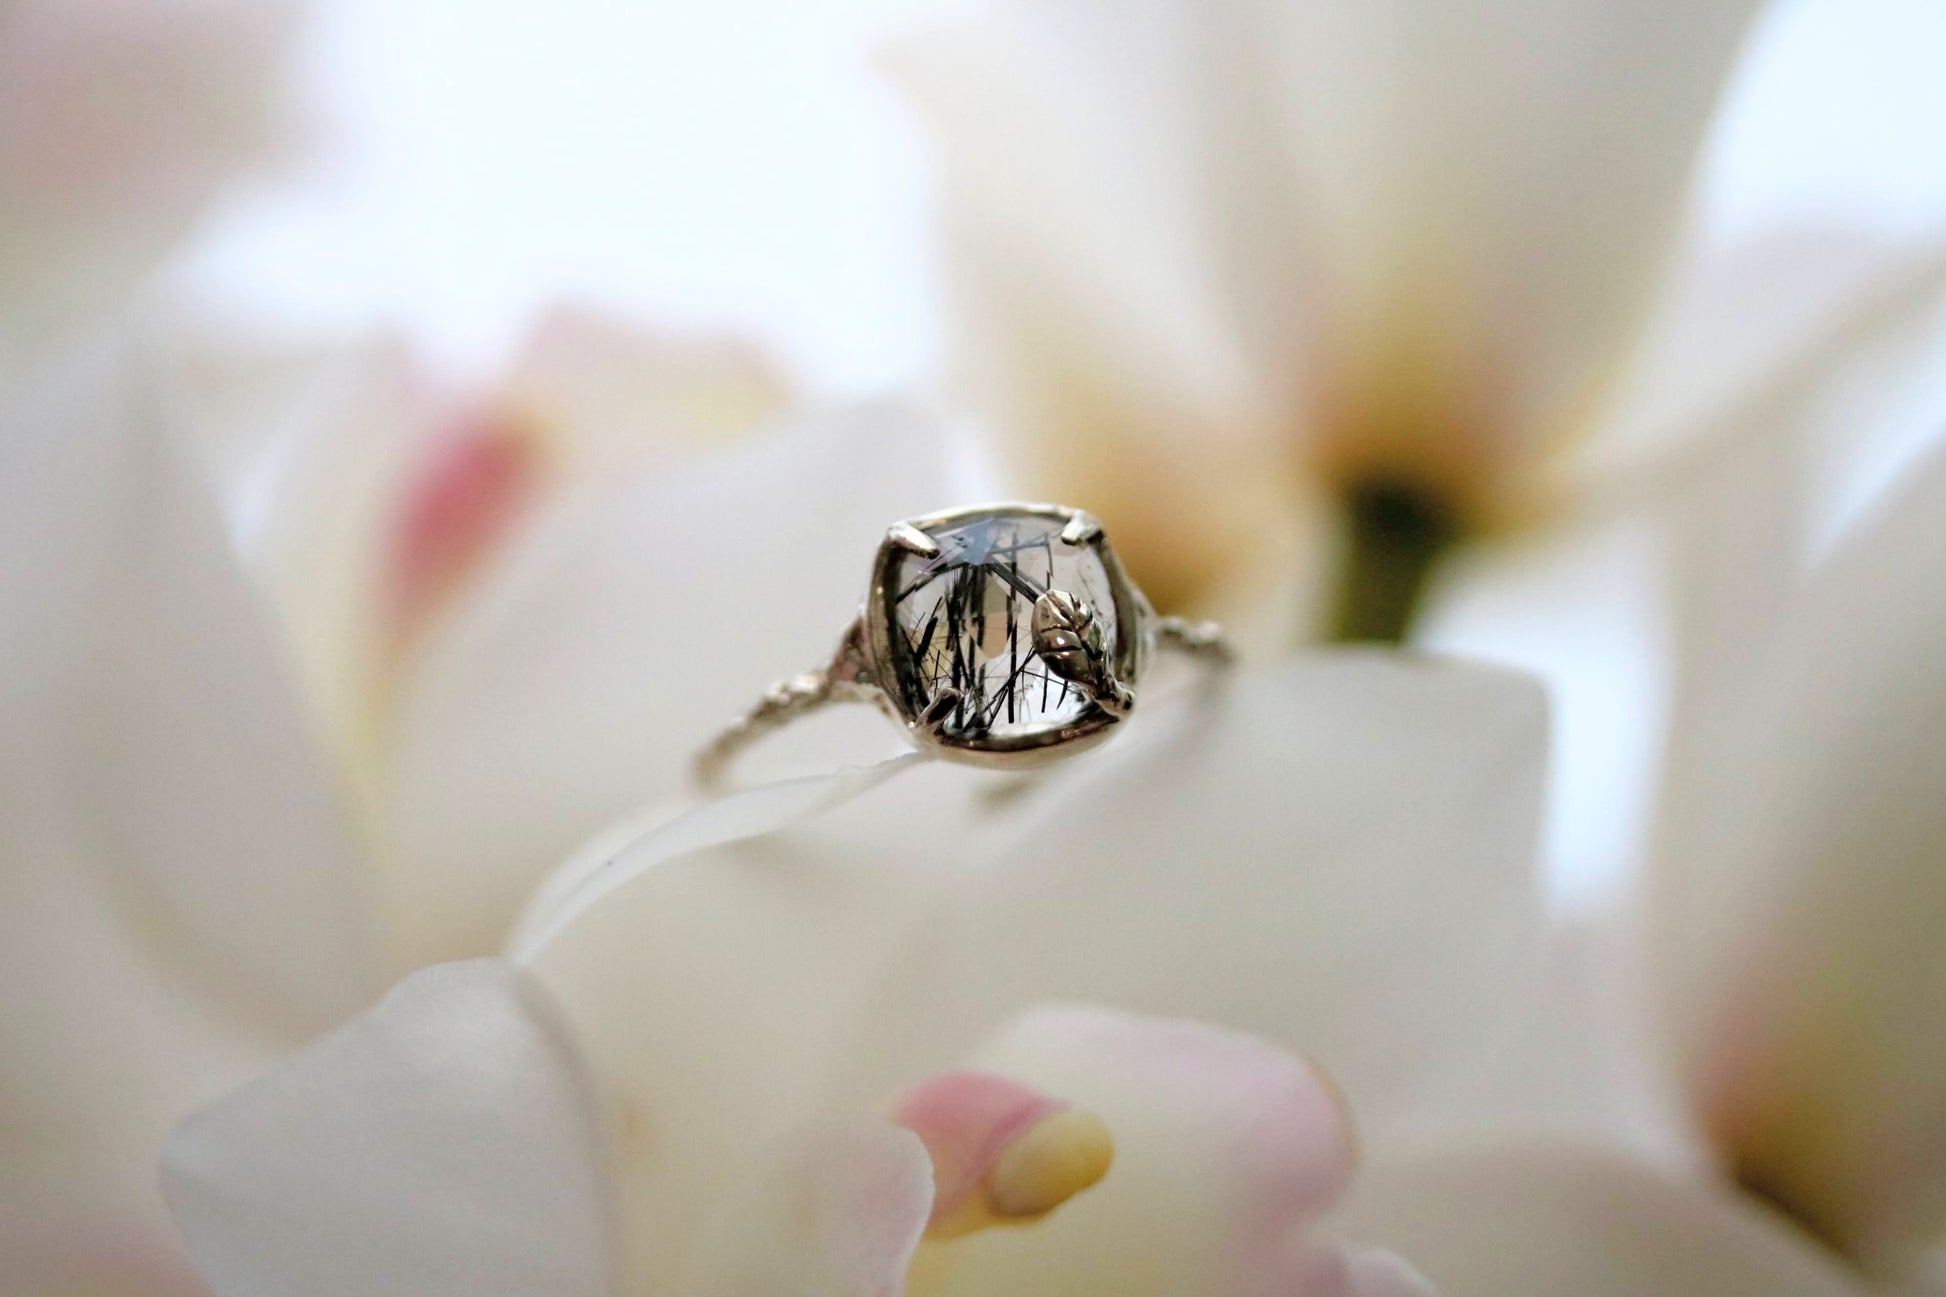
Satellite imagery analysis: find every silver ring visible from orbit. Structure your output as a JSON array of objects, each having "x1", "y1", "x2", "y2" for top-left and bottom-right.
[{"x1": 693, "y1": 502, "x2": 1232, "y2": 792}]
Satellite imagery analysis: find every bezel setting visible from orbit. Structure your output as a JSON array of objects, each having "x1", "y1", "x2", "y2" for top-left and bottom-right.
[{"x1": 862, "y1": 502, "x2": 1150, "y2": 767}]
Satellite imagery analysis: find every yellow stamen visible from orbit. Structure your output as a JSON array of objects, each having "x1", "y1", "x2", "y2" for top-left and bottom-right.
[
  {"x1": 927, "y1": 1108, "x2": 1115, "y2": 1238},
  {"x1": 986, "y1": 1107, "x2": 1115, "y2": 1218}
]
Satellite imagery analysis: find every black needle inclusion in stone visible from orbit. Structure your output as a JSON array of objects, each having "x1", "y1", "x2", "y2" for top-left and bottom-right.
[{"x1": 885, "y1": 510, "x2": 1122, "y2": 742}]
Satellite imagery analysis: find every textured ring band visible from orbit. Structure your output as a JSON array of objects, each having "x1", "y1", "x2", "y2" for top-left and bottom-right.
[{"x1": 692, "y1": 502, "x2": 1232, "y2": 793}]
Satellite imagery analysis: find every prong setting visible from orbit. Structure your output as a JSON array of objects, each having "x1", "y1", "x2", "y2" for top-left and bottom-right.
[
  {"x1": 1059, "y1": 510, "x2": 1104, "y2": 545},
  {"x1": 887, "y1": 522, "x2": 942, "y2": 558}
]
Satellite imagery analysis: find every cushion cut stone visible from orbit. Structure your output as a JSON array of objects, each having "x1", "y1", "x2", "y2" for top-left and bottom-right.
[{"x1": 878, "y1": 508, "x2": 1131, "y2": 746}]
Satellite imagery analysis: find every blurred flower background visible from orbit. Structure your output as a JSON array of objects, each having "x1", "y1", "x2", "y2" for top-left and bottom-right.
[{"x1": 5, "y1": 0, "x2": 1946, "y2": 1294}]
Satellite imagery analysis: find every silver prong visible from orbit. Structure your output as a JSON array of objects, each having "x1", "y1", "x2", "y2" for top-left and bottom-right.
[
  {"x1": 918, "y1": 688, "x2": 964, "y2": 736},
  {"x1": 1059, "y1": 510, "x2": 1103, "y2": 545},
  {"x1": 887, "y1": 522, "x2": 941, "y2": 558},
  {"x1": 1096, "y1": 679, "x2": 1135, "y2": 720}
]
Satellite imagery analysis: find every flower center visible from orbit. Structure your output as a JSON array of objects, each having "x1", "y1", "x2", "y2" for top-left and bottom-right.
[{"x1": 892, "y1": 1071, "x2": 1115, "y2": 1239}]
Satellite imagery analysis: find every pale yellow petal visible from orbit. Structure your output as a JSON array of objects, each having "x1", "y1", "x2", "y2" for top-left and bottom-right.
[
  {"x1": 1650, "y1": 440, "x2": 1946, "y2": 1268},
  {"x1": 1344, "y1": 1140, "x2": 1863, "y2": 1297}
]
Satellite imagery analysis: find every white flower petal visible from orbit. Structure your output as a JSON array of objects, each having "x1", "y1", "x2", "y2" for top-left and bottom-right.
[
  {"x1": 382, "y1": 401, "x2": 961, "y2": 964},
  {"x1": 1648, "y1": 248, "x2": 1946, "y2": 735},
  {"x1": 1341, "y1": 1249, "x2": 1440, "y2": 1297},
  {"x1": 1579, "y1": 227, "x2": 1946, "y2": 519},
  {"x1": 522, "y1": 655, "x2": 1548, "y2": 1286},
  {"x1": 496, "y1": 306, "x2": 796, "y2": 479},
  {"x1": 0, "y1": 337, "x2": 379, "y2": 1041},
  {"x1": 163, "y1": 960, "x2": 620, "y2": 1297},
  {"x1": 0, "y1": 1189, "x2": 210, "y2": 1297},
  {"x1": 1342, "y1": 1140, "x2": 1862, "y2": 1297},
  {"x1": 1461, "y1": 915, "x2": 1695, "y2": 1166},
  {"x1": 683, "y1": 1120, "x2": 935, "y2": 1297},
  {"x1": 1183, "y1": 0, "x2": 1764, "y2": 472},
  {"x1": 178, "y1": 330, "x2": 435, "y2": 785},
  {"x1": 1, "y1": 338, "x2": 376, "y2": 1294},
  {"x1": 367, "y1": 315, "x2": 796, "y2": 670},
  {"x1": 0, "y1": 0, "x2": 298, "y2": 383},
  {"x1": 1649, "y1": 439, "x2": 1946, "y2": 1265},
  {"x1": 0, "y1": 786, "x2": 270, "y2": 1297},
  {"x1": 883, "y1": 5, "x2": 1250, "y2": 435},
  {"x1": 892, "y1": 0, "x2": 1765, "y2": 551},
  {"x1": 1588, "y1": 226, "x2": 1946, "y2": 464},
  {"x1": 170, "y1": 313, "x2": 794, "y2": 796},
  {"x1": 521, "y1": 758, "x2": 958, "y2": 1292},
  {"x1": 883, "y1": 5, "x2": 1295, "y2": 614},
  {"x1": 881, "y1": 654, "x2": 1552, "y2": 1143},
  {"x1": 508, "y1": 754, "x2": 926, "y2": 962}
]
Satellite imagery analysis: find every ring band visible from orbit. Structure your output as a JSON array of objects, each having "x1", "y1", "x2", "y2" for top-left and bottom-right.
[{"x1": 693, "y1": 502, "x2": 1231, "y2": 792}]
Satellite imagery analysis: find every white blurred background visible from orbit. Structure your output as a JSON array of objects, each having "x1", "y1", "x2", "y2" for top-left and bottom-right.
[
  {"x1": 176, "y1": 0, "x2": 958, "y2": 393},
  {"x1": 178, "y1": 0, "x2": 1946, "y2": 397}
]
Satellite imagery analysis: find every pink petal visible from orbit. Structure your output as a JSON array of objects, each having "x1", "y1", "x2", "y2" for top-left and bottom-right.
[
  {"x1": 891, "y1": 1072, "x2": 1067, "y2": 1226},
  {"x1": 911, "y1": 1005, "x2": 1361, "y2": 1297},
  {"x1": 386, "y1": 412, "x2": 541, "y2": 650}
]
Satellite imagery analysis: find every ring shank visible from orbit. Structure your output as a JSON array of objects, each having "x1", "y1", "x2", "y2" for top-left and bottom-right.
[
  {"x1": 1152, "y1": 615, "x2": 1233, "y2": 664},
  {"x1": 689, "y1": 670, "x2": 882, "y2": 793},
  {"x1": 691, "y1": 615, "x2": 1230, "y2": 793}
]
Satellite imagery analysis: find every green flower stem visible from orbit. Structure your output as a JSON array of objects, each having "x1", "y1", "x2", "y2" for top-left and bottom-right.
[{"x1": 1325, "y1": 481, "x2": 1460, "y2": 645}]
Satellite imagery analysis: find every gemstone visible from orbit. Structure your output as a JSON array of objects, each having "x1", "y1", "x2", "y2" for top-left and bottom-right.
[{"x1": 877, "y1": 508, "x2": 1133, "y2": 747}]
